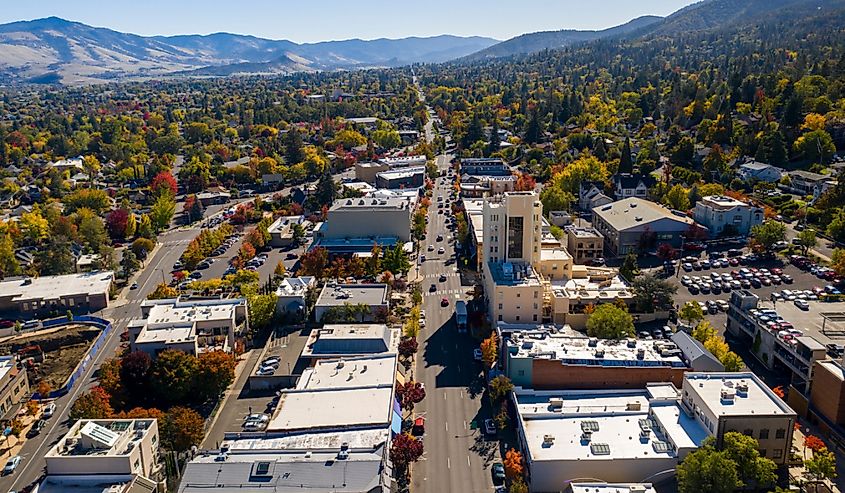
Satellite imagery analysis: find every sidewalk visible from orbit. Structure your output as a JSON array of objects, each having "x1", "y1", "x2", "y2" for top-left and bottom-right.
[{"x1": 0, "y1": 411, "x2": 40, "y2": 461}]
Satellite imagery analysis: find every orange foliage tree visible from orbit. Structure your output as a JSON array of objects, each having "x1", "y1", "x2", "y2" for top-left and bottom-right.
[{"x1": 504, "y1": 448, "x2": 525, "y2": 479}]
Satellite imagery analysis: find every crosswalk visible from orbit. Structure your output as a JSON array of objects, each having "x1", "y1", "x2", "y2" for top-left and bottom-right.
[
  {"x1": 421, "y1": 272, "x2": 461, "y2": 280},
  {"x1": 425, "y1": 288, "x2": 463, "y2": 297},
  {"x1": 162, "y1": 239, "x2": 192, "y2": 246}
]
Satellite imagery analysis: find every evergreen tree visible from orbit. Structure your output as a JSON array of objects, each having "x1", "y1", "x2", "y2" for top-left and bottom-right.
[
  {"x1": 619, "y1": 136, "x2": 633, "y2": 174},
  {"x1": 524, "y1": 108, "x2": 542, "y2": 144},
  {"x1": 315, "y1": 170, "x2": 337, "y2": 208},
  {"x1": 487, "y1": 118, "x2": 501, "y2": 156},
  {"x1": 284, "y1": 128, "x2": 306, "y2": 165},
  {"x1": 463, "y1": 113, "x2": 484, "y2": 149}
]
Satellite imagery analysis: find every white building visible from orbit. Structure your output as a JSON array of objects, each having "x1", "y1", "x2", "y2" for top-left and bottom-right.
[
  {"x1": 275, "y1": 276, "x2": 316, "y2": 315},
  {"x1": 267, "y1": 215, "x2": 306, "y2": 247},
  {"x1": 128, "y1": 297, "x2": 248, "y2": 357},
  {"x1": 693, "y1": 195, "x2": 763, "y2": 237},
  {"x1": 314, "y1": 283, "x2": 390, "y2": 323},
  {"x1": 514, "y1": 385, "x2": 708, "y2": 492},
  {"x1": 737, "y1": 161, "x2": 783, "y2": 183},
  {"x1": 313, "y1": 197, "x2": 413, "y2": 254},
  {"x1": 301, "y1": 324, "x2": 400, "y2": 360}
]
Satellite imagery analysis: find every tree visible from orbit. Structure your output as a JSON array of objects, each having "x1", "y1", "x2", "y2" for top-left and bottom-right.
[
  {"x1": 315, "y1": 170, "x2": 337, "y2": 208},
  {"x1": 797, "y1": 228, "x2": 817, "y2": 255},
  {"x1": 586, "y1": 303, "x2": 634, "y2": 339},
  {"x1": 37, "y1": 381, "x2": 52, "y2": 402},
  {"x1": 161, "y1": 406, "x2": 205, "y2": 452},
  {"x1": 284, "y1": 128, "x2": 306, "y2": 165},
  {"x1": 750, "y1": 220, "x2": 787, "y2": 254},
  {"x1": 238, "y1": 242, "x2": 256, "y2": 262},
  {"x1": 372, "y1": 129, "x2": 401, "y2": 149},
  {"x1": 395, "y1": 381, "x2": 426, "y2": 414},
  {"x1": 274, "y1": 261, "x2": 287, "y2": 278},
  {"x1": 631, "y1": 274, "x2": 677, "y2": 313},
  {"x1": 805, "y1": 448, "x2": 837, "y2": 481},
  {"x1": 692, "y1": 321, "x2": 718, "y2": 343},
  {"x1": 619, "y1": 136, "x2": 633, "y2": 174},
  {"x1": 793, "y1": 129, "x2": 836, "y2": 164},
  {"x1": 38, "y1": 235, "x2": 76, "y2": 275},
  {"x1": 721, "y1": 351, "x2": 744, "y2": 371},
  {"x1": 106, "y1": 208, "x2": 130, "y2": 239},
  {"x1": 69, "y1": 386, "x2": 113, "y2": 421},
  {"x1": 150, "y1": 171, "x2": 178, "y2": 198},
  {"x1": 82, "y1": 155, "x2": 101, "y2": 184},
  {"x1": 121, "y1": 250, "x2": 139, "y2": 279},
  {"x1": 299, "y1": 247, "x2": 328, "y2": 279},
  {"x1": 382, "y1": 244, "x2": 411, "y2": 276},
  {"x1": 664, "y1": 184, "x2": 691, "y2": 211},
  {"x1": 389, "y1": 433, "x2": 424, "y2": 473},
  {"x1": 504, "y1": 449, "x2": 525, "y2": 479},
  {"x1": 131, "y1": 237, "x2": 156, "y2": 260},
  {"x1": 523, "y1": 108, "x2": 542, "y2": 144},
  {"x1": 657, "y1": 242, "x2": 677, "y2": 261},
  {"x1": 398, "y1": 337, "x2": 419, "y2": 359},
  {"x1": 488, "y1": 375, "x2": 514, "y2": 403},
  {"x1": 481, "y1": 333, "x2": 498, "y2": 367},
  {"x1": 184, "y1": 194, "x2": 204, "y2": 223},
  {"x1": 509, "y1": 478, "x2": 529, "y2": 493},
  {"x1": 76, "y1": 208, "x2": 108, "y2": 252},
  {"x1": 98, "y1": 357, "x2": 125, "y2": 408},
  {"x1": 197, "y1": 350, "x2": 236, "y2": 400},
  {"x1": 620, "y1": 253, "x2": 639, "y2": 281},
  {"x1": 514, "y1": 173, "x2": 537, "y2": 192},
  {"x1": 720, "y1": 432, "x2": 776, "y2": 488},
  {"x1": 63, "y1": 189, "x2": 111, "y2": 214},
  {"x1": 677, "y1": 442, "x2": 741, "y2": 493},
  {"x1": 248, "y1": 294, "x2": 277, "y2": 331},
  {"x1": 148, "y1": 283, "x2": 178, "y2": 300},
  {"x1": 137, "y1": 214, "x2": 154, "y2": 239},
  {"x1": 680, "y1": 301, "x2": 705, "y2": 325},
  {"x1": 150, "y1": 349, "x2": 199, "y2": 406},
  {"x1": 0, "y1": 234, "x2": 21, "y2": 279},
  {"x1": 804, "y1": 435, "x2": 827, "y2": 453},
  {"x1": 150, "y1": 192, "x2": 176, "y2": 232},
  {"x1": 120, "y1": 351, "x2": 152, "y2": 402},
  {"x1": 539, "y1": 186, "x2": 574, "y2": 214}
]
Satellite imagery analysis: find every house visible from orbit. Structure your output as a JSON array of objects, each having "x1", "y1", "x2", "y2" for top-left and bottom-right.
[
  {"x1": 737, "y1": 161, "x2": 783, "y2": 183},
  {"x1": 267, "y1": 215, "x2": 306, "y2": 247},
  {"x1": 313, "y1": 283, "x2": 390, "y2": 323},
  {"x1": 274, "y1": 276, "x2": 316, "y2": 315},
  {"x1": 787, "y1": 170, "x2": 837, "y2": 198},
  {"x1": 591, "y1": 198, "x2": 699, "y2": 257},
  {"x1": 579, "y1": 181, "x2": 613, "y2": 212},
  {"x1": 612, "y1": 173, "x2": 652, "y2": 200},
  {"x1": 670, "y1": 331, "x2": 724, "y2": 372},
  {"x1": 0, "y1": 271, "x2": 114, "y2": 316},
  {"x1": 693, "y1": 195, "x2": 763, "y2": 237}
]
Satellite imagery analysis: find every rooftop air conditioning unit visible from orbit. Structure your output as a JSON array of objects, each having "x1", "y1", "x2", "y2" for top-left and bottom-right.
[
  {"x1": 594, "y1": 349, "x2": 605, "y2": 358},
  {"x1": 627, "y1": 339, "x2": 637, "y2": 348},
  {"x1": 549, "y1": 398, "x2": 564, "y2": 409},
  {"x1": 543, "y1": 434, "x2": 555, "y2": 446},
  {"x1": 580, "y1": 431, "x2": 592, "y2": 443},
  {"x1": 637, "y1": 348, "x2": 645, "y2": 360},
  {"x1": 627, "y1": 401, "x2": 642, "y2": 411},
  {"x1": 588, "y1": 338, "x2": 598, "y2": 347},
  {"x1": 721, "y1": 388, "x2": 736, "y2": 401},
  {"x1": 736, "y1": 381, "x2": 749, "y2": 395}
]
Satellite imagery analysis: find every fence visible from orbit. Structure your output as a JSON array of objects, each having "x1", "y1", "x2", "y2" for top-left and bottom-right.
[{"x1": 30, "y1": 315, "x2": 113, "y2": 400}]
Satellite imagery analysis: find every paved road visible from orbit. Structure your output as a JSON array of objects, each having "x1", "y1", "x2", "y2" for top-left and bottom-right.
[{"x1": 411, "y1": 153, "x2": 497, "y2": 493}]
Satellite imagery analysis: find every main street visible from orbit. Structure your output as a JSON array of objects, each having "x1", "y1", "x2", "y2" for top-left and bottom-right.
[{"x1": 411, "y1": 152, "x2": 497, "y2": 493}]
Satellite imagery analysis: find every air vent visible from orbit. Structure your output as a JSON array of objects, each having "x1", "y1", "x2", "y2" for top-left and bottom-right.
[
  {"x1": 590, "y1": 443, "x2": 611, "y2": 455},
  {"x1": 580, "y1": 420, "x2": 599, "y2": 432}
]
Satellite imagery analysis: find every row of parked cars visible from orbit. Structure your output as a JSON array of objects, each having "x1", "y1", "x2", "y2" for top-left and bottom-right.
[
  {"x1": 747, "y1": 308, "x2": 803, "y2": 343},
  {"x1": 255, "y1": 356, "x2": 281, "y2": 376},
  {"x1": 790, "y1": 255, "x2": 841, "y2": 282},
  {"x1": 682, "y1": 267, "x2": 794, "y2": 295}
]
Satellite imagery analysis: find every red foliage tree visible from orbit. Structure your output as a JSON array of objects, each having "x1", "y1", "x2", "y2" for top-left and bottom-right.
[
  {"x1": 238, "y1": 242, "x2": 256, "y2": 262},
  {"x1": 657, "y1": 243, "x2": 677, "y2": 261},
  {"x1": 395, "y1": 381, "x2": 426, "y2": 414},
  {"x1": 150, "y1": 171, "x2": 178, "y2": 197},
  {"x1": 398, "y1": 337, "x2": 419, "y2": 359},
  {"x1": 805, "y1": 435, "x2": 827, "y2": 452},
  {"x1": 389, "y1": 433, "x2": 424, "y2": 472},
  {"x1": 299, "y1": 247, "x2": 328, "y2": 279},
  {"x1": 514, "y1": 173, "x2": 537, "y2": 192},
  {"x1": 106, "y1": 208, "x2": 130, "y2": 239}
]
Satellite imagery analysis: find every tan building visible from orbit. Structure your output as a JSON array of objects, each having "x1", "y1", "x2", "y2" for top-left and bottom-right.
[
  {"x1": 0, "y1": 271, "x2": 114, "y2": 316},
  {"x1": 565, "y1": 227, "x2": 604, "y2": 265},
  {"x1": 809, "y1": 359, "x2": 845, "y2": 436},
  {"x1": 0, "y1": 355, "x2": 29, "y2": 421},
  {"x1": 681, "y1": 372, "x2": 795, "y2": 464},
  {"x1": 45, "y1": 418, "x2": 161, "y2": 478},
  {"x1": 354, "y1": 161, "x2": 389, "y2": 183}
]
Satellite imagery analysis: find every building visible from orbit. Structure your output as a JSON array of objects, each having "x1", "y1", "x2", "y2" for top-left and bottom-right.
[
  {"x1": 681, "y1": 372, "x2": 796, "y2": 464},
  {"x1": 592, "y1": 198, "x2": 698, "y2": 257},
  {"x1": 612, "y1": 174, "x2": 651, "y2": 200},
  {"x1": 355, "y1": 161, "x2": 389, "y2": 183},
  {"x1": 314, "y1": 197, "x2": 413, "y2": 251},
  {"x1": 128, "y1": 297, "x2": 248, "y2": 357},
  {"x1": 267, "y1": 215, "x2": 306, "y2": 247},
  {"x1": 267, "y1": 353, "x2": 398, "y2": 433},
  {"x1": 693, "y1": 195, "x2": 763, "y2": 237},
  {"x1": 0, "y1": 271, "x2": 114, "y2": 316},
  {"x1": 274, "y1": 276, "x2": 316, "y2": 315},
  {"x1": 737, "y1": 161, "x2": 784, "y2": 183},
  {"x1": 548, "y1": 272, "x2": 634, "y2": 328},
  {"x1": 787, "y1": 170, "x2": 837, "y2": 198},
  {"x1": 0, "y1": 355, "x2": 29, "y2": 422},
  {"x1": 670, "y1": 331, "x2": 725, "y2": 372},
  {"x1": 504, "y1": 331, "x2": 688, "y2": 390},
  {"x1": 808, "y1": 359, "x2": 845, "y2": 439},
  {"x1": 375, "y1": 166, "x2": 425, "y2": 189},
  {"x1": 565, "y1": 227, "x2": 604, "y2": 265},
  {"x1": 75, "y1": 253, "x2": 101, "y2": 273},
  {"x1": 35, "y1": 475, "x2": 159, "y2": 493},
  {"x1": 44, "y1": 419, "x2": 161, "y2": 479},
  {"x1": 464, "y1": 198, "x2": 485, "y2": 270},
  {"x1": 459, "y1": 174, "x2": 516, "y2": 198},
  {"x1": 196, "y1": 190, "x2": 231, "y2": 206},
  {"x1": 313, "y1": 283, "x2": 390, "y2": 323},
  {"x1": 514, "y1": 384, "x2": 708, "y2": 491},
  {"x1": 579, "y1": 181, "x2": 613, "y2": 213},
  {"x1": 726, "y1": 290, "x2": 827, "y2": 394},
  {"x1": 460, "y1": 157, "x2": 510, "y2": 176},
  {"x1": 301, "y1": 324, "x2": 400, "y2": 361},
  {"x1": 569, "y1": 484, "x2": 656, "y2": 493},
  {"x1": 379, "y1": 155, "x2": 427, "y2": 168}
]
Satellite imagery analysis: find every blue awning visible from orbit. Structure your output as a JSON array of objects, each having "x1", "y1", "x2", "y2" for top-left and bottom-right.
[{"x1": 391, "y1": 410, "x2": 402, "y2": 435}]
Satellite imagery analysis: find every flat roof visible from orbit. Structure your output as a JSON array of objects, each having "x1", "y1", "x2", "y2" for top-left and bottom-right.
[
  {"x1": 507, "y1": 333, "x2": 686, "y2": 368},
  {"x1": 379, "y1": 155, "x2": 427, "y2": 166},
  {"x1": 315, "y1": 284, "x2": 389, "y2": 307},
  {"x1": 592, "y1": 198, "x2": 695, "y2": 232},
  {"x1": 699, "y1": 195, "x2": 749, "y2": 208},
  {"x1": 330, "y1": 197, "x2": 409, "y2": 211},
  {"x1": 223, "y1": 428, "x2": 389, "y2": 452},
  {"x1": 143, "y1": 298, "x2": 244, "y2": 326},
  {"x1": 684, "y1": 372, "x2": 795, "y2": 417},
  {"x1": 570, "y1": 484, "x2": 657, "y2": 493},
  {"x1": 268, "y1": 215, "x2": 304, "y2": 234},
  {"x1": 36, "y1": 476, "x2": 150, "y2": 493},
  {"x1": 376, "y1": 166, "x2": 425, "y2": 180},
  {"x1": 0, "y1": 271, "x2": 114, "y2": 302},
  {"x1": 551, "y1": 275, "x2": 633, "y2": 302},
  {"x1": 540, "y1": 248, "x2": 572, "y2": 262},
  {"x1": 566, "y1": 227, "x2": 603, "y2": 239},
  {"x1": 487, "y1": 261, "x2": 542, "y2": 287},
  {"x1": 302, "y1": 324, "x2": 397, "y2": 357},
  {"x1": 297, "y1": 354, "x2": 397, "y2": 390},
  {"x1": 0, "y1": 355, "x2": 14, "y2": 382},
  {"x1": 275, "y1": 276, "x2": 315, "y2": 297},
  {"x1": 268, "y1": 387, "x2": 393, "y2": 432},
  {"x1": 46, "y1": 419, "x2": 155, "y2": 458}
]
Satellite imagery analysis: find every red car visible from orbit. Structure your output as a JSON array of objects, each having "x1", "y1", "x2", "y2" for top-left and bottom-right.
[
  {"x1": 440, "y1": 297, "x2": 450, "y2": 307},
  {"x1": 0, "y1": 320, "x2": 14, "y2": 329},
  {"x1": 771, "y1": 268, "x2": 783, "y2": 275}
]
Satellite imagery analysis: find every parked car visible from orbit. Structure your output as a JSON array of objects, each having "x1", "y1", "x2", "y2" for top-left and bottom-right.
[
  {"x1": 43, "y1": 402, "x2": 56, "y2": 418},
  {"x1": 3, "y1": 456, "x2": 21, "y2": 475},
  {"x1": 441, "y1": 297, "x2": 449, "y2": 307},
  {"x1": 26, "y1": 419, "x2": 46, "y2": 438},
  {"x1": 794, "y1": 299, "x2": 810, "y2": 310},
  {"x1": 491, "y1": 463, "x2": 506, "y2": 484}
]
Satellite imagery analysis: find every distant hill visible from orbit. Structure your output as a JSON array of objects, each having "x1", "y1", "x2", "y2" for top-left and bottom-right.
[
  {"x1": 462, "y1": 16, "x2": 663, "y2": 61},
  {"x1": 0, "y1": 17, "x2": 499, "y2": 84}
]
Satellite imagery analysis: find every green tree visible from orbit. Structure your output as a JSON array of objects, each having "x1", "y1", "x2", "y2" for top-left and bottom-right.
[
  {"x1": 750, "y1": 221, "x2": 787, "y2": 254},
  {"x1": 372, "y1": 129, "x2": 401, "y2": 149},
  {"x1": 805, "y1": 448, "x2": 837, "y2": 481},
  {"x1": 619, "y1": 136, "x2": 633, "y2": 174},
  {"x1": 664, "y1": 184, "x2": 691, "y2": 211},
  {"x1": 76, "y1": 208, "x2": 108, "y2": 253},
  {"x1": 150, "y1": 349, "x2": 199, "y2": 406},
  {"x1": 315, "y1": 170, "x2": 337, "y2": 208},
  {"x1": 540, "y1": 186, "x2": 574, "y2": 215},
  {"x1": 248, "y1": 294, "x2": 277, "y2": 331},
  {"x1": 284, "y1": 128, "x2": 306, "y2": 165},
  {"x1": 488, "y1": 375, "x2": 514, "y2": 403},
  {"x1": 797, "y1": 228, "x2": 817, "y2": 255},
  {"x1": 632, "y1": 274, "x2": 677, "y2": 313},
  {"x1": 150, "y1": 192, "x2": 176, "y2": 232},
  {"x1": 586, "y1": 303, "x2": 634, "y2": 339},
  {"x1": 677, "y1": 441, "x2": 741, "y2": 493},
  {"x1": 721, "y1": 432, "x2": 777, "y2": 489},
  {"x1": 793, "y1": 129, "x2": 836, "y2": 164},
  {"x1": 680, "y1": 301, "x2": 705, "y2": 325},
  {"x1": 382, "y1": 244, "x2": 411, "y2": 275},
  {"x1": 620, "y1": 253, "x2": 639, "y2": 281}
]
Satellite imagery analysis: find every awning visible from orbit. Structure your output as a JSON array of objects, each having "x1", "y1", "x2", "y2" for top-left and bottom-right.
[{"x1": 391, "y1": 410, "x2": 402, "y2": 435}]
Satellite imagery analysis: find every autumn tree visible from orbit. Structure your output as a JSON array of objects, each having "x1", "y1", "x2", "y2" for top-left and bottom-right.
[
  {"x1": 120, "y1": 351, "x2": 152, "y2": 403},
  {"x1": 488, "y1": 375, "x2": 514, "y2": 403},
  {"x1": 395, "y1": 381, "x2": 426, "y2": 415},
  {"x1": 106, "y1": 208, "x2": 130, "y2": 239},
  {"x1": 148, "y1": 283, "x2": 178, "y2": 300},
  {"x1": 150, "y1": 171, "x2": 178, "y2": 198},
  {"x1": 98, "y1": 357, "x2": 126, "y2": 408},
  {"x1": 150, "y1": 349, "x2": 199, "y2": 406},
  {"x1": 161, "y1": 406, "x2": 205, "y2": 452},
  {"x1": 197, "y1": 350, "x2": 236, "y2": 401},
  {"x1": 69, "y1": 386, "x2": 114, "y2": 420},
  {"x1": 398, "y1": 337, "x2": 419, "y2": 359},
  {"x1": 504, "y1": 449, "x2": 525, "y2": 479},
  {"x1": 299, "y1": 247, "x2": 328, "y2": 278},
  {"x1": 680, "y1": 301, "x2": 705, "y2": 325},
  {"x1": 389, "y1": 433, "x2": 424, "y2": 474},
  {"x1": 480, "y1": 333, "x2": 498, "y2": 367}
]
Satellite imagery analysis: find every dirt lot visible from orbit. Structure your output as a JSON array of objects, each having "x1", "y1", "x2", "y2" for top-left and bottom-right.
[{"x1": 0, "y1": 325, "x2": 100, "y2": 389}]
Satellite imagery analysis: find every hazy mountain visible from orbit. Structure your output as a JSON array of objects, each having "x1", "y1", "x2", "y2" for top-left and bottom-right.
[
  {"x1": 462, "y1": 15, "x2": 663, "y2": 61},
  {"x1": 0, "y1": 17, "x2": 498, "y2": 84}
]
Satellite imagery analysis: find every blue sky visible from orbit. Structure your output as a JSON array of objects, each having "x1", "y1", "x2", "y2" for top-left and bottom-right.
[{"x1": 1, "y1": 1, "x2": 699, "y2": 43}]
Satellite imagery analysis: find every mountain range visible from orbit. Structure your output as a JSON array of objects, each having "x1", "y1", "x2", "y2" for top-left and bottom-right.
[{"x1": 0, "y1": 0, "x2": 840, "y2": 85}]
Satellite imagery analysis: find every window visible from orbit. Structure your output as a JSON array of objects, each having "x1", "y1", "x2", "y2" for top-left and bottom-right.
[
  {"x1": 534, "y1": 291, "x2": 538, "y2": 298},
  {"x1": 498, "y1": 315, "x2": 503, "y2": 321},
  {"x1": 743, "y1": 429, "x2": 753, "y2": 437},
  {"x1": 498, "y1": 304, "x2": 503, "y2": 310},
  {"x1": 533, "y1": 314, "x2": 538, "y2": 321},
  {"x1": 515, "y1": 316, "x2": 520, "y2": 321},
  {"x1": 516, "y1": 293, "x2": 520, "y2": 298},
  {"x1": 759, "y1": 429, "x2": 769, "y2": 440},
  {"x1": 759, "y1": 449, "x2": 767, "y2": 457},
  {"x1": 775, "y1": 429, "x2": 786, "y2": 439},
  {"x1": 507, "y1": 217, "x2": 524, "y2": 259},
  {"x1": 773, "y1": 449, "x2": 782, "y2": 459}
]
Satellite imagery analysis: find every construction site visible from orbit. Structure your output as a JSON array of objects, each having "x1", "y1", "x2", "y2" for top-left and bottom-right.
[{"x1": 0, "y1": 325, "x2": 101, "y2": 390}]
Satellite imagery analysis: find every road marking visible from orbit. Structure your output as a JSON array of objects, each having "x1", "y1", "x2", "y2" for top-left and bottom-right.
[
  {"x1": 445, "y1": 421, "x2": 448, "y2": 432},
  {"x1": 467, "y1": 456, "x2": 471, "y2": 467},
  {"x1": 464, "y1": 421, "x2": 467, "y2": 430},
  {"x1": 447, "y1": 457, "x2": 451, "y2": 469}
]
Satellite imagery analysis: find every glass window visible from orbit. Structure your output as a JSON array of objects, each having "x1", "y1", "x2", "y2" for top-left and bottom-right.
[
  {"x1": 759, "y1": 429, "x2": 769, "y2": 440},
  {"x1": 773, "y1": 449, "x2": 782, "y2": 459},
  {"x1": 507, "y1": 216, "x2": 524, "y2": 259},
  {"x1": 775, "y1": 429, "x2": 786, "y2": 439}
]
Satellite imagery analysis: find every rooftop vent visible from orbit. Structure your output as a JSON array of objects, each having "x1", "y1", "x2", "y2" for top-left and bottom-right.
[
  {"x1": 590, "y1": 443, "x2": 611, "y2": 455},
  {"x1": 630, "y1": 202, "x2": 638, "y2": 208},
  {"x1": 580, "y1": 420, "x2": 600, "y2": 432},
  {"x1": 635, "y1": 216, "x2": 643, "y2": 222},
  {"x1": 549, "y1": 398, "x2": 564, "y2": 409},
  {"x1": 594, "y1": 349, "x2": 605, "y2": 358},
  {"x1": 626, "y1": 401, "x2": 642, "y2": 411},
  {"x1": 543, "y1": 434, "x2": 555, "y2": 446},
  {"x1": 721, "y1": 387, "x2": 736, "y2": 402},
  {"x1": 627, "y1": 339, "x2": 637, "y2": 348},
  {"x1": 580, "y1": 431, "x2": 593, "y2": 443},
  {"x1": 735, "y1": 381, "x2": 749, "y2": 396},
  {"x1": 637, "y1": 348, "x2": 645, "y2": 360},
  {"x1": 588, "y1": 338, "x2": 599, "y2": 347}
]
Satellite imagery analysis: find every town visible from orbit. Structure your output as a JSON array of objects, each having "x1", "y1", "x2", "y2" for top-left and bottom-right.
[{"x1": 1, "y1": 1, "x2": 845, "y2": 493}]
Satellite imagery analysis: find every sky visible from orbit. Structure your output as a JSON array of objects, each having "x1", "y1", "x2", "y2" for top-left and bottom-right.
[{"x1": 0, "y1": 0, "x2": 699, "y2": 43}]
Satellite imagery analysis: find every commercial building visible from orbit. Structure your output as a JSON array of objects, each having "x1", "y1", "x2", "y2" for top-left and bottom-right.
[
  {"x1": 375, "y1": 166, "x2": 425, "y2": 189},
  {"x1": 460, "y1": 157, "x2": 510, "y2": 176},
  {"x1": 670, "y1": 331, "x2": 725, "y2": 372},
  {"x1": 267, "y1": 215, "x2": 306, "y2": 247},
  {"x1": 693, "y1": 195, "x2": 763, "y2": 237},
  {"x1": 301, "y1": 324, "x2": 400, "y2": 361},
  {"x1": 313, "y1": 283, "x2": 390, "y2": 323},
  {"x1": 355, "y1": 161, "x2": 389, "y2": 183},
  {"x1": 565, "y1": 227, "x2": 604, "y2": 265},
  {"x1": 128, "y1": 297, "x2": 248, "y2": 357},
  {"x1": 569, "y1": 484, "x2": 656, "y2": 493},
  {"x1": 464, "y1": 198, "x2": 485, "y2": 270},
  {"x1": 459, "y1": 174, "x2": 516, "y2": 198},
  {"x1": 514, "y1": 385, "x2": 708, "y2": 491},
  {"x1": 726, "y1": 290, "x2": 827, "y2": 394},
  {"x1": 737, "y1": 161, "x2": 783, "y2": 182},
  {"x1": 313, "y1": 197, "x2": 413, "y2": 253},
  {"x1": 808, "y1": 359, "x2": 845, "y2": 438},
  {"x1": 0, "y1": 355, "x2": 29, "y2": 422},
  {"x1": 379, "y1": 155, "x2": 427, "y2": 167},
  {"x1": 547, "y1": 272, "x2": 634, "y2": 329},
  {"x1": 504, "y1": 331, "x2": 688, "y2": 390},
  {"x1": 592, "y1": 198, "x2": 698, "y2": 256},
  {"x1": 0, "y1": 271, "x2": 114, "y2": 316},
  {"x1": 681, "y1": 372, "x2": 796, "y2": 463},
  {"x1": 44, "y1": 418, "x2": 161, "y2": 479},
  {"x1": 274, "y1": 276, "x2": 316, "y2": 315},
  {"x1": 35, "y1": 475, "x2": 160, "y2": 493}
]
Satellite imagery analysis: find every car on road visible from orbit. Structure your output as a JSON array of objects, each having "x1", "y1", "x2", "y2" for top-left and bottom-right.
[
  {"x1": 441, "y1": 297, "x2": 449, "y2": 307},
  {"x1": 173, "y1": 261, "x2": 183, "y2": 270},
  {"x1": 430, "y1": 284, "x2": 437, "y2": 292},
  {"x1": 436, "y1": 235, "x2": 443, "y2": 242},
  {"x1": 428, "y1": 245, "x2": 434, "y2": 251},
  {"x1": 3, "y1": 455, "x2": 21, "y2": 475},
  {"x1": 438, "y1": 247, "x2": 445, "y2": 254},
  {"x1": 491, "y1": 462, "x2": 506, "y2": 484},
  {"x1": 794, "y1": 299, "x2": 810, "y2": 310},
  {"x1": 43, "y1": 401, "x2": 56, "y2": 418},
  {"x1": 439, "y1": 274, "x2": 447, "y2": 282},
  {"x1": 130, "y1": 282, "x2": 139, "y2": 290},
  {"x1": 26, "y1": 419, "x2": 46, "y2": 438},
  {"x1": 420, "y1": 255, "x2": 426, "y2": 262},
  {"x1": 484, "y1": 418, "x2": 497, "y2": 436}
]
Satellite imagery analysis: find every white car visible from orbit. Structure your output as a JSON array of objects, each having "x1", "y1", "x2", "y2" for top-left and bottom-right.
[
  {"x1": 794, "y1": 299, "x2": 810, "y2": 310},
  {"x1": 43, "y1": 402, "x2": 56, "y2": 418}
]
